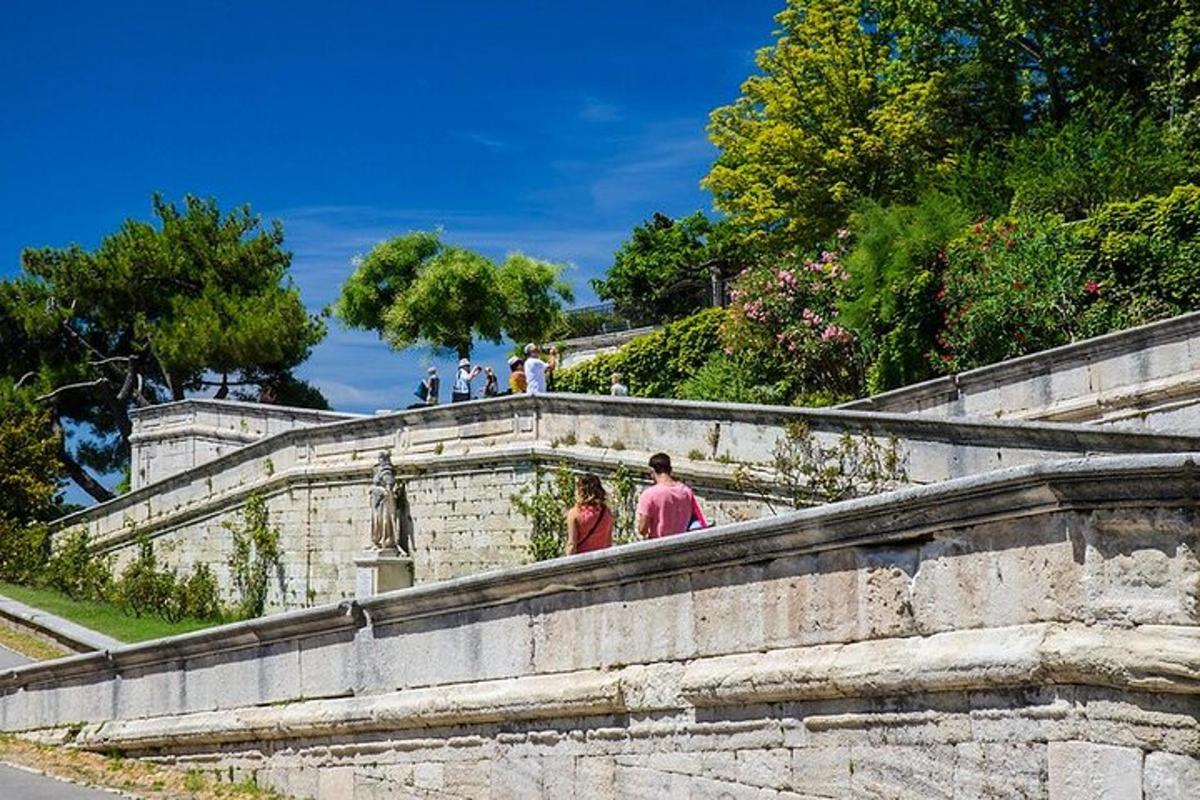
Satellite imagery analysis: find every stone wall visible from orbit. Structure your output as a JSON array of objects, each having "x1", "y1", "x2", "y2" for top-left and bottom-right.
[
  {"x1": 555, "y1": 325, "x2": 659, "y2": 369},
  {"x1": 842, "y1": 310, "x2": 1200, "y2": 431},
  {"x1": 129, "y1": 399, "x2": 361, "y2": 490},
  {"x1": 7, "y1": 454, "x2": 1200, "y2": 798},
  {"x1": 56, "y1": 395, "x2": 1200, "y2": 610}
]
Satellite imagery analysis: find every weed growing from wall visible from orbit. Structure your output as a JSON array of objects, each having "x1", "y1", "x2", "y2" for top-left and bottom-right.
[
  {"x1": 512, "y1": 464, "x2": 576, "y2": 562},
  {"x1": 226, "y1": 493, "x2": 282, "y2": 619},
  {"x1": 770, "y1": 422, "x2": 908, "y2": 505}
]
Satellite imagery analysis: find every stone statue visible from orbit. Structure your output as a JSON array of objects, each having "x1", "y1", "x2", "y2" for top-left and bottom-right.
[{"x1": 369, "y1": 452, "x2": 399, "y2": 551}]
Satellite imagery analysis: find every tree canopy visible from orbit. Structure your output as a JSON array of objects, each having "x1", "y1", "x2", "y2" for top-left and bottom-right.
[
  {"x1": 704, "y1": 0, "x2": 1199, "y2": 246},
  {"x1": 0, "y1": 195, "x2": 327, "y2": 501},
  {"x1": 334, "y1": 232, "x2": 573, "y2": 358}
]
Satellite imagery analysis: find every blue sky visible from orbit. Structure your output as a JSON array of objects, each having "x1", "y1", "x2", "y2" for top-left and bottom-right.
[{"x1": 2, "y1": 1, "x2": 782, "y2": 415}]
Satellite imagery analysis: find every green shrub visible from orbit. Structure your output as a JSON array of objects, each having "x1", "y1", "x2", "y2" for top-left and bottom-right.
[
  {"x1": 0, "y1": 522, "x2": 49, "y2": 584},
  {"x1": 43, "y1": 529, "x2": 113, "y2": 601},
  {"x1": 115, "y1": 534, "x2": 177, "y2": 620},
  {"x1": 938, "y1": 185, "x2": 1200, "y2": 371},
  {"x1": 555, "y1": 307, "x2": 725, "y2": 398},
  {"x1": 1006, "y1": 105, "x2": 1197, "y2": 221},
  {"x1": 839, "y1": 192, "x2": 972, "y2": 392},
  {"x1": 175, "y1": 563, "x2": 222, "y2": 621}
]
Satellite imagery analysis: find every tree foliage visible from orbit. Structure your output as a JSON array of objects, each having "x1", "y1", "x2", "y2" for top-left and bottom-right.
[
  {"x1": 704, "y1": 0, "x2": 956, "y2": 245},
  {"x1": 705, "y1": 0, "x2": 1199, "y2": 246},
  {"x1": 590, "y1": 212, "x2": 745, "y2": 323},
  {"x1": 335, "y1": 233, "x2": 573, "y2": 358},
  {"x1": 0, "y1": 195, "x2": 327, "y2": 500}
]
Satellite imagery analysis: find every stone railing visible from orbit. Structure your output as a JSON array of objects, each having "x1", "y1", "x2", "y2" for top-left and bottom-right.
[
  {"x1": 841, "y1": 310, "x2": 1200, "y2": 430},
  {"x1": 129, "y1": 399, "x2": 362, "y2": 490},
  {"x1": 8, "y1": 453, "x2": 1200, "y2": 798},
  {"x1": 55, "y1": 394, "x2": 1200, "y2": 608}
]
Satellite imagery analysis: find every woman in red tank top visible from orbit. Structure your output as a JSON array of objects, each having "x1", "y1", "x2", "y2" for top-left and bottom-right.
[{"x1": 566, "y1": 474, "x2": 613, "y2": 555}]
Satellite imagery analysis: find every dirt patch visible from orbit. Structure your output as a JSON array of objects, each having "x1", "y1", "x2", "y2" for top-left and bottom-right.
[{"x1": 0, "y1": 736, "x2": 288, "y2": 799}]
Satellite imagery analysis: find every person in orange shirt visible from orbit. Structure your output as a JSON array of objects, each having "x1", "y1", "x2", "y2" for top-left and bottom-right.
[
  {"x1": 566, "y1": 474, "x2": 613, "y2": 555},
  {"x1": 508, "y1": 356, "x2": 527, "y2": 394}
]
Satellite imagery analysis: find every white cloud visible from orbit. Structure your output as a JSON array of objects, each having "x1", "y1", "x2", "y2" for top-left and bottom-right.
[{"x1": 579, "y1": 97, "x2": 622, "y2": 123}]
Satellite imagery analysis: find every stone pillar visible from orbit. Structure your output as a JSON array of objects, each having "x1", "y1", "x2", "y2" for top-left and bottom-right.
[{"x1": 355, "y1": 549, "x2": 414, "y2": 599}]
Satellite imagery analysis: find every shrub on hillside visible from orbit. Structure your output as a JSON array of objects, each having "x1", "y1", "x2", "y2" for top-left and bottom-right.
[
  {"x1": 721, "y1": 239, "x2": 863, "y2": 404},
  {"x1": 937, "y1": 185, "x2": 1200, "y2": 370},
  {"x1": 839, "y1": 192, "x2": 973, "y2": 392},
  {"x1": 555, "y1": 307, "x2": 725, "y2": 397}
]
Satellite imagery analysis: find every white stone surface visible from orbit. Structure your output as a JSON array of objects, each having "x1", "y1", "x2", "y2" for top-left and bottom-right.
[{"x1": 1048, "y1": 741, "x2": 1143, "y2": 799}]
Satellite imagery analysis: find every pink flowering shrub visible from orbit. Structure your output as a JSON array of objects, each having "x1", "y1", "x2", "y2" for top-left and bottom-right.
[{"x1": 722, "y1": 241, "x2": 863, "y2": 404}]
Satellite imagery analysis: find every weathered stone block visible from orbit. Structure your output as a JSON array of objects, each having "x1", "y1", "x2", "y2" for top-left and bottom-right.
[{"x1": 1047, "y1": 741, "x2": 1142, "y2": 800}]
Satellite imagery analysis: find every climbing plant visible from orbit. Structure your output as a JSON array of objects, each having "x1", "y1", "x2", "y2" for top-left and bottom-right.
[{"x1": 226, "y1": 493, "x2": 282, "y2": 619}]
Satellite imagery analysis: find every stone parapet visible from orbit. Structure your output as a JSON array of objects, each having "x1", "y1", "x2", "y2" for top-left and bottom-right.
[
  {"x1": 55, "y1": 394, "x2": 1200, "y2": 609},
  {"x1": 129, "y1": 399, "x2": 362, "y2": 489},
  {"x1": 841, "y1": 310, "x2": 1200, "y2": 430},
  {"x1": 5, "y1": 453, "x2": 1200, "y2": 798}
]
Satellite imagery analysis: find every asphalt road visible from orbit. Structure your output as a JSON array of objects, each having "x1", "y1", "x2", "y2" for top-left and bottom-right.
[
  {"x1": 0, "y1": 643, "x2": 31, "y2": 670},
  {"x1": 0, "y1": 763, "x2": 125, "y2": 799}
]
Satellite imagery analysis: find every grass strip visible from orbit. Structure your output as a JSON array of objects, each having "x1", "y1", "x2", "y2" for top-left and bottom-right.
[
  {"x1": 0, "y1": 735, "x2": 287, "y2": 799},
  {"x1": 0, "y1": 623, "x2": 71, "y2": 661},
  {"x1": 0, "y1": 582, "x2": 219, "y2": 644}
]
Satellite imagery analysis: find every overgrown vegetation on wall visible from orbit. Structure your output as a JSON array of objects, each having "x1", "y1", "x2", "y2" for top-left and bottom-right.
[
  {"x1": 513, "y1": 462, "x2": 641, "y2": 562},
  {"x1": 225, "y1": 493, "x2": 283, "y2": 619},
  {"x1": 515, "y1": 426, "x2": 908, "y2": 561},
  {"x1": 0, "y1": 492, "x2": 283, "y2": 627}
]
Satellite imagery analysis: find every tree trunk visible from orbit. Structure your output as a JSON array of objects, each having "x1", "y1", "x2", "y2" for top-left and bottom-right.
[{"x1": 51, "y1": 418, "x2": 115, "y2": 503}]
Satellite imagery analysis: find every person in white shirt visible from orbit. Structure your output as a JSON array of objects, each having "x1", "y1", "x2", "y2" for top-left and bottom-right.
[{"x1": 523, "y1": 343, "x2": 551, "y2": 394}]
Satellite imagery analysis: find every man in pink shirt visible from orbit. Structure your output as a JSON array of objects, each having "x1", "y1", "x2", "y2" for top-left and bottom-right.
[{"x1": 636, "y1": 453, "x2": 707, "y2": 539}]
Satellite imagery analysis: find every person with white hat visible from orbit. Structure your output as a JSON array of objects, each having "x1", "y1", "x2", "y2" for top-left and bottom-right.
[
  {"x1": 523, "y1": 343, "x2": 552, "y2": 394},
  {"x1": 452, "y1": 358, "x2": 483, "y2": 403}
]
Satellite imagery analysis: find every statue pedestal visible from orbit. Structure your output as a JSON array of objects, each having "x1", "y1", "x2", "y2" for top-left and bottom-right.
[{"x1": 355, "y1": 549, "x2": 414, "y2": 599}]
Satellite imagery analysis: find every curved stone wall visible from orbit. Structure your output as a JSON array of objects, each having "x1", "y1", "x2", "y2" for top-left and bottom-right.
[
  {"x1": 54, "y1": 395, "x2": 1200, "y2": 609},
  {"x1": 8, "y1": 454, "x2": 1200, "y2": 798},
  {"x1": 842, "y1": 310, "x2": 1200, "y2": 430}
]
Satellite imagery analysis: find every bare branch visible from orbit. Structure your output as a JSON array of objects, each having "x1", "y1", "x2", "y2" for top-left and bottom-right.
[
  {"x1": 15, "y1": 371, "x2": 37, "y2": 389},
  {"x1": 36, "y1": 379, "x2": 108, "y2": 403}
]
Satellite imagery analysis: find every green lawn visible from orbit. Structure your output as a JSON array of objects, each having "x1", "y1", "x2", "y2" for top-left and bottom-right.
[{"x1": 0, "y1": 582, "x2": 220, "y2": 644}]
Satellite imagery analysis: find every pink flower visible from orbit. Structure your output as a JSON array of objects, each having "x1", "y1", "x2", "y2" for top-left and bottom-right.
[
  {"x1": 1084, "y1": 280, "x2": 1101, "y2": 295},
  {"x1": 820, "y1": 324, "x2": 851, "y2": 343}
]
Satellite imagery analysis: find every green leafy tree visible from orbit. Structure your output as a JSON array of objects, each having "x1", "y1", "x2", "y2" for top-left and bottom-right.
[
  {"x1": 0, "y1": 386, "x2": 62, "y2": 581},
  {"x1": 334, "y1": 232, "x2": 573, "y2": 358},
  {"x1": 839, "y1": 192, "x2": 972, "y2": 392},
  {"x1": 591, "y1": 212, "x2": 745, "y2": 323},
  {"x1": 0, "y1": 195, "x2": 327, "y2": 501},
  {"x1": 882, "y1": 0, "x2": 1197, "y2": 130},
  {"x1": 704, "y1": 0, "x2": 956, "y2": 246}
]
